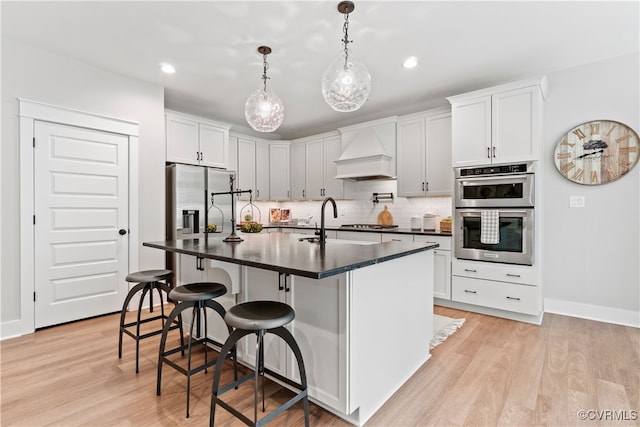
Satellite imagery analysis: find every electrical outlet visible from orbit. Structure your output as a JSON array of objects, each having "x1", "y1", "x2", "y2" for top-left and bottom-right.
[{"x1": 569, "y1": 195, "x2": 585, "y2": 208}]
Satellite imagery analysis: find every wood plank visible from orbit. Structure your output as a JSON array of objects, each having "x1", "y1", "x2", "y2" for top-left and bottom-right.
[{"x1": 1, "y1": 306, "x2": 638, "y2": 426}]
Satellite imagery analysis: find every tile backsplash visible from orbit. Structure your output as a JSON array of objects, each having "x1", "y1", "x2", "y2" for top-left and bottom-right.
[{"x1": 237, "y1": 180, "x2": 452, "y2": 231}]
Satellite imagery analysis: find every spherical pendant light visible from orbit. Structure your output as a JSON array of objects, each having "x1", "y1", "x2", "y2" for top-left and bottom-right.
[
  {"x1": 245, "y1": 46, "x2": 284, "y2": 133},
  {"x1": 321, "y1": 1, "x2": 371, "y2": 112}
]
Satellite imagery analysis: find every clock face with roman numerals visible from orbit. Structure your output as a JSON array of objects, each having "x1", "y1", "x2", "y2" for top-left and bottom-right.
[{"x1": 554, "y1": 120, "x2": 639, "y2": 185}]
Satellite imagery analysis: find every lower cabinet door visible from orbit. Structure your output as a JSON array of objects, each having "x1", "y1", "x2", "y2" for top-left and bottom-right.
[
  {"x1": 433, "y1": 249, "x2": 451, "y2": 300},
  {"x1": 287, "y1": 274, "x2": 349, "y2": 413},
  {"x1": 239, "y1": 267, "x2": 287, "y2": 377}
]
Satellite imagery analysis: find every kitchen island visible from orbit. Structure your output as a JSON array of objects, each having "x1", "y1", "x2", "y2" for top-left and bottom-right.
[{"x1": 144, "y1": 233, "x2": 437, "y2": 426}]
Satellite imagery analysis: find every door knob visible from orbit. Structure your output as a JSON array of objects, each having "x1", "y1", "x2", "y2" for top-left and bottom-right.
[{"x1": 119, "y1": 229, "x2": 127, "y2": 235}]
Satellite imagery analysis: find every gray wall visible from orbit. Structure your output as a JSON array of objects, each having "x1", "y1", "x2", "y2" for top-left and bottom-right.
[
  {"x1": 1, "y1": 39, "x2": 166, "y2": 332},
  {"x1": 542, "y1": 53, "x2": 639, "y2": 323}
]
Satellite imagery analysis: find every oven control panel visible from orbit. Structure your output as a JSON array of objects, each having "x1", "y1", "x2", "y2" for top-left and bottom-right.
[{"x1": 457, "y1": 163, "x2": 530, "y2": 177}]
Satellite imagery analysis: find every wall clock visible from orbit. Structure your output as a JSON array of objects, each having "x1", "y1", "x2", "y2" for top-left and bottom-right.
[{"x1": 554, "y1": 120, "x2": 639, "y2": 185}]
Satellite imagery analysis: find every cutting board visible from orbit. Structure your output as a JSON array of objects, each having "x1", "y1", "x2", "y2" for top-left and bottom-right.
[{"x1": 377, "y1": 205, "x2": 394, "y2": 225}]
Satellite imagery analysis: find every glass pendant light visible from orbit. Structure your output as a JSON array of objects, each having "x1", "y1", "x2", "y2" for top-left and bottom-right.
[
  {"x1": 321, "y1": 1, "x2": 371, "y2": 112},
  {"x1": 245, "y1": 46, "x2": 284, "y2": 132}
]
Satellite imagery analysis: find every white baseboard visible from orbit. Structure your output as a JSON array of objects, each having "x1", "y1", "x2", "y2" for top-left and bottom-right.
[
  {"x1": 0, "y1": 319, "x2": 24, "y2": 341},
  {"x1": 544, "y1": 298, "x2": 640, "y2": 328}
]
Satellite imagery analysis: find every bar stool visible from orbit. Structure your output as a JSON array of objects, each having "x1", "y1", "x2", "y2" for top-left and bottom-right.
[
  {"x1": 118, "y1": 269, "x2": 183, "y2": 373},
  {"x1": 157, "y1": 282, "x2": 237, "y2": 418},
  {"x1": 209, "y1": 300, "x2": 310, "y2": 427}
]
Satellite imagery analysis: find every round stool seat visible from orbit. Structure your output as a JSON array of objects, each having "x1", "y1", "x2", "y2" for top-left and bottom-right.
[
  {"x1": 169, "y1": 282, "x2": 227, "y2": 302},
  {"x1": 225, "y1": 301, "x2": 295, "y2": 331},
  {"x1": 126, "y1": 269, "x2": 172, "y2": 283}
]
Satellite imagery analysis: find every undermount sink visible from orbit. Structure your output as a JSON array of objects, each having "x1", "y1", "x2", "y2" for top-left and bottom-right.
[{"x1": 295, "y1": 234, "x2": 376, "y2": 245}]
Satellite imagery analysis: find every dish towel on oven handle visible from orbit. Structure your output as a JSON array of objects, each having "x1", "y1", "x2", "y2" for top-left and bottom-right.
[{"x1": 480, "y1": 210, "x2": 500, "y2": 244}]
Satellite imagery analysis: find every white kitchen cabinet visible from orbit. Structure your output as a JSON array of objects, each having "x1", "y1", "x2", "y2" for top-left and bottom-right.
[
  {"x1": 239, "y1": 267, "x2": 349, "y2": 413},
  {"x1": 236, "y1": 137, "x2": 256, "y2": 201},
  {"x1": 381, "y1": 234, "x2": 413, "y2": 243},
  {"x1": 236, "y1": 136, "x2": 270, "y2": 201},
  {"x1": 335, "y1": 231, "x2": 381, "y2": 242},
  {"x1": 300, "y1": 133, "x2": 344, "y2": 200},
  {"x1": 290, "y1": 142, "x2": 306, "y2": 200},
  {"x1": 451, "y1": 258, "x2": 540, "y2": 315},
  {"x1": 269, "y1": 142, "x2": 290, "y2": 200},
  {"x1": 397, "y1": 108, "x2": 452, "y2": 197},
  {"x1": 165, "y1": 111, "x2": 230, "y2": 169},
  {"x1": 255, "y1": 141, "x2": 269, "y2": 201},
  {"x1": 448, "y1": 76, "x2": 547, "y2": 167},
  {"x1": 415, "y1": 235, "x2": 451, "y2": 300}
]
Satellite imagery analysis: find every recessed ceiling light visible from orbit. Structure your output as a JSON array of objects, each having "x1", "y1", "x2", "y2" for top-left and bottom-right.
[
  {"x1": 402, "y1": 56, "x2": 418, "y2": 69},
  {"x1": 160, "y1": 63, "x2": 176, "y2": 74}
]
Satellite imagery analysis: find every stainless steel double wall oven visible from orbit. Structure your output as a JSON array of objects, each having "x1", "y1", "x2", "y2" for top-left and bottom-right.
[{"x1": 454, "y1": 163, "x2": 535, "y2": 265}]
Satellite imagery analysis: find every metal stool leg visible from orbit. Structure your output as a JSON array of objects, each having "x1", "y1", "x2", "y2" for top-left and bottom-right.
[{"x1": 118, "y1": 281, "x2": 148, "y2": 360}]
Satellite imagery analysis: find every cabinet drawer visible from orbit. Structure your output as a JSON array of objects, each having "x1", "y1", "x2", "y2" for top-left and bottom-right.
[
  {"x1": 414, "y1": 235, "x2": 451, "y2": 250},
  {"x1": 452, "y1": 259, "x2": 536, "y2": 285},
  {"x1": 452, "y1": 276, "x2": 539, "y2": 315}
]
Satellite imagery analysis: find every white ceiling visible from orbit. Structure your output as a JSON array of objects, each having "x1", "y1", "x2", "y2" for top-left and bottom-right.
[{"x1": 2, "y1": 1, "x2": 639, "y2": 140}]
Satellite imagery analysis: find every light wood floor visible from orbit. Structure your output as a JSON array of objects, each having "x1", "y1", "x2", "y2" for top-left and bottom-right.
[{"x1": 1, "y1": 305, "x2": 638, "y2": 426}]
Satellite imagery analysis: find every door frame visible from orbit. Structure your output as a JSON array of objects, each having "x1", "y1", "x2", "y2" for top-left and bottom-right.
[{"x1": 19, "y1": 98, "x2": 139, "y2": 335}]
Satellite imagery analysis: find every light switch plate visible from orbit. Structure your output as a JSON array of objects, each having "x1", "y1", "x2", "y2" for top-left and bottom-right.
[{"x1": 569, "y1": 195, "x2": 585, "y2": 208}]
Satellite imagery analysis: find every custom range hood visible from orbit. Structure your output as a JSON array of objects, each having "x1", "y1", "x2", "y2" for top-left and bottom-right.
[{"x1": 335, "y1": 119, "x2": 397, "y2": 180}]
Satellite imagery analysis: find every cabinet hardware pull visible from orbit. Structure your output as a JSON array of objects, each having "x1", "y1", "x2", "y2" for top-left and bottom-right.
[
  {"x1": 278, "y1": 272, "x2": 284, "y2": 291},
  {"x1": 392, "y1": 239, "x2": 401, "y2": 241},
  {"x1": 492, "y1": 147, "x2": 496, "y2": 158},
  {"x1": 464, "y1": 268, "x2": 477, "y2": 273},
  {"x1": 422, "y1": 182, "x2": 425, "y2": 191},
  {"x1": 287, "y1": 190, "x2": 290, "y2": 198},
  {"x1": 506, "y1": 273, "x2": 521, "y2": 277},
  {"x1": 196, "y1": 257, "x2": 204, "y2": 271},
  {"x1": 506, "y1": 296, "x2": 521, "y2": 301},
  {"x1": 284, "y1": 273, "x2": 291, "y2": 292},
  {"x1": 487, "y1": 147, "x2": 490, "y2": 158},
  {"x1": 464, "y1": 289, "x2": 477, "y2": 294},
  {"x1": 302, "y1": 189, "x2": 305, "y2": 198},
  {"x1": 256, "y1": 189, "x2": 259, "y2": 198}
]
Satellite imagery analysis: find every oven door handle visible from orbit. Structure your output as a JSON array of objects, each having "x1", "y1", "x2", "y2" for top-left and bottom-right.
[
  {"x1": 457, "y1": 174, "x2": 531, "y2": 185},
  {"x1": 457, "y1": 209, "x2": 532, "y2": 215}
]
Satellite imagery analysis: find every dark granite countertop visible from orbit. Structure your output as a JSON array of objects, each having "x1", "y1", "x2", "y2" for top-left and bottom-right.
[
  {"x1": 263, "y1": 224, "x2": 452, "y2": 237},
  {"x1": 144, "y1": 232, "x2": 438, "y2": 279}
]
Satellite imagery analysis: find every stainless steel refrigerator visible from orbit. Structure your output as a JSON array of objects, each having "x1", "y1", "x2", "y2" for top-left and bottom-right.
[{"x1": 165, "y1": 163, "x2": 234, "y2": 285}]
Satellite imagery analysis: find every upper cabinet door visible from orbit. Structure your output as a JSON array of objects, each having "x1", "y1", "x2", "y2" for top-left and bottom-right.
[
  {"x1": 255, "y1": 142, "x2": 269, "y2": 201},
  {"x1": 492, "y1": 86, "x2": 541, "y2": 164},
  {"x1": 237, "y1": 138, "x2": 256, "y2": 200},
  {"x1": 305, "y1": 138, "x2": 324, "y2": 200},
  {"x1": 451, "y1": 95, "x2": 492, "y2": 167},
  {"x1": 199, "y1": 123, "x2": 228, "y2": 169},
  {"x1": 269, "y1": 143, "x2": 290, "y2": 201},
  {"x1": 290, "y1": 142, "x2": 306, "y2": 200},
  {"x1": 323, "y1": 135, "x2": 343, "y2": 199},
  {"x1": 166, "y1": 114, "x2": 200, "y2": 165},
  {"x1": 425, "y1": 112, "x2": 452, "y2": 196},
  {"x1": 397, "y1": 116, "x2": 427, "y2": 197}
]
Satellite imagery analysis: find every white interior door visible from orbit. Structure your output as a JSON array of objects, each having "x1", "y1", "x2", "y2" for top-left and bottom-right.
[{"x1": 34, "y1": 121, "x2": 129, "y2": 328}]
